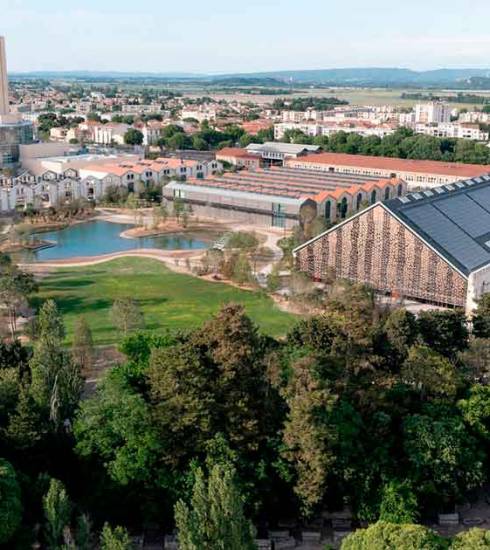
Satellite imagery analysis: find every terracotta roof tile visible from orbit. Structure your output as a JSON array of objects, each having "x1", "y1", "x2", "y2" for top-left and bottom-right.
[{"x1": 291, "y1": 153, "x2": 490, "y2": 177}]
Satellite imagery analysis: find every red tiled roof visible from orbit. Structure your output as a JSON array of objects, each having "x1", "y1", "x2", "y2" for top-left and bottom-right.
[
  {"x1": 241, "y1": 120, "x2": 273, "y2": 135},
  {"x1": 180, "y1": 167, "x2": 401, "y2": 203},
  {"x1": 290, "y1": 153, "x2": 490, "y2": 177},
  {"x1": 216, "y1": 147, "x2": 259, "y2": 159},
  {"x1": 312, "y1": 178, "x2": 402, "y2": 202}
]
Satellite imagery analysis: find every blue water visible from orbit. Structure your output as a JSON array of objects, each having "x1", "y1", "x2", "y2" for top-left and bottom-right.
[{"x1": 19, "y1": 220, "x2": 210, "y2": 262}]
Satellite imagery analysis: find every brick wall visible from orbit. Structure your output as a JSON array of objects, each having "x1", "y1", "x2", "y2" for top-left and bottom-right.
[{"x1": 296, "y1": 204, "x2": 467, "y2": 307}]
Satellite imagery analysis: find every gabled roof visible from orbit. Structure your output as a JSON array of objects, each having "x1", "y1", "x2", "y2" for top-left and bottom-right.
[
  {"x1": 294, "y1": 175, "x2": 490, "y2": 277},
  {"x1": 384, "y1": 176, "x2": 490, "y2": 275},
  {"x1": 312, "y1": 178, "x2": 402, "y2": 203}
]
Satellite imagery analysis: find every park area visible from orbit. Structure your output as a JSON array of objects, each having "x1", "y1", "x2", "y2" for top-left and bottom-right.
[{"x1": 33, "y1": 257, "x2": 298, "y2": 345}]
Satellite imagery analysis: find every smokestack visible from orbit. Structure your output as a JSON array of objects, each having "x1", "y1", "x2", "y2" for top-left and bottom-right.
[{"x1": 0, "y1": 37, "x2": 9, "y2": 115}]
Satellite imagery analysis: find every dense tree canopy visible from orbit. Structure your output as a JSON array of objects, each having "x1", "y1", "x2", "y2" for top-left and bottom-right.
[
  {"x1": 281, "y1": 127, "x2": 490, "y2": 165},
  {"x1": 0, "y1": 458, "x2": 22, "y2": 544},
  {"x1": 2, "y1": 269, "x2": 490, "y2": 545}
]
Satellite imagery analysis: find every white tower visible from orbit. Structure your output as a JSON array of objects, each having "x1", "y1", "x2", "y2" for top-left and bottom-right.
[{"x1": 0, "y1": 37, "x2": 9, "y2": 115}]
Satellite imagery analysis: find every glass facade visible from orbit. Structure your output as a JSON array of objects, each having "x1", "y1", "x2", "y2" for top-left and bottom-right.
[{"x1": 0, "y1": 121, "x2": 33, "y2": 167}]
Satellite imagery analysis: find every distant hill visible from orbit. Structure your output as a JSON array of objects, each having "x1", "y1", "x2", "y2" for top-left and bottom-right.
[
  {"x1": 221, "y1": 68, "x2": 490, "y2": 87},
  {"x1": 9, "y1": 70, "x2": 202, "y2": 80},
  {"x1": 9, "y1": 68, "x2": 490, "y2": 88}
]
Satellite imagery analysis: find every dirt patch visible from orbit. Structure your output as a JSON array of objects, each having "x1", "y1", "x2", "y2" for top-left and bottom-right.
[{"x1": 121, "y1": 219, "x2": 230, "y2": 239}]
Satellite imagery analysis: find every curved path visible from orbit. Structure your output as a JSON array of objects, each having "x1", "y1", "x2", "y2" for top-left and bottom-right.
[{"x1": 19, "y1": 247, "x2": 200, "y2": 271}]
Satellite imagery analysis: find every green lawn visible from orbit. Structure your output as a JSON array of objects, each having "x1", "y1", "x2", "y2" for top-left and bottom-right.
[{"x1": 34, "y1": 258, "x2": 299, "y2": 345}]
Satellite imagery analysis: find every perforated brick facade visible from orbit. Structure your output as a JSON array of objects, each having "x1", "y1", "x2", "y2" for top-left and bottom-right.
[{"x1": 295, "y1": 204, "x2": 467, "y2": 307}]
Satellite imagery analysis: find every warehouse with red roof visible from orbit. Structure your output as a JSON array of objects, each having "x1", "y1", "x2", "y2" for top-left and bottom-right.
[
  {"x1": 163, "y1": 166, "x2": 406, "y2": 228},
  {"x1": 286, "y1": 152, "x2": 490, "y2": 189}
]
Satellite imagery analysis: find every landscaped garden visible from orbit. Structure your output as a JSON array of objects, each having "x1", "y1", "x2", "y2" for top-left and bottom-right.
[{"x1": 34, "y1": 257, "x2": 298, "y2": 345}]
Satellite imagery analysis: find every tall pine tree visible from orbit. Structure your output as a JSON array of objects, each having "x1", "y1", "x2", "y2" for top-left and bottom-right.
[
  {"x1": 175, "y1": 463, "x2": 256, "y2": 550},
  {"x1": 30, "y1": 300, "x2": 83, "y2": 427}
]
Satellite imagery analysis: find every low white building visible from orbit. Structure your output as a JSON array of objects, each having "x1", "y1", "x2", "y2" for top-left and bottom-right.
[
  {"x1": 92, "y1": 123, "x2": 129, "y2": 145},
  {"x1": 181, "y1": 107, "x2": 217, "y2": 123},
  {"x1": 415, "y1": 122, "x2": 489, "y2": 141},
  {"x1": 459, "y1": 111, "x2": 490, "y2": 124},
  {"x1": 274, "y1": 122, "x2": 395, "y2": 140}
]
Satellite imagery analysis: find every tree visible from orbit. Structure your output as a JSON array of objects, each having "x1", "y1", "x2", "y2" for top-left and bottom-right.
[
  {"x1": 281, "y1": 355, "x2": 338, "y2": 513},
  {"x1": 417, "y1": 309, "x2": 468, "y2": 357},
  {"x1": 232, "y1": 253, "x2": 253, "y2": 285},
  {"x1": 403, "y1": 413, "x2": 485, "y2": 506},
  {"x1": 110, "y1": 298, "x2": 145, "y2": 335},
  {"x1": 458, "y1": 385, "x2": 490, "y2": 440},
  {"x1": 174, "y1": 463, "x2": 256, "y2": 550},
  {"x1": 383, "y1": 308, "x2": 418, "y2": 363},
  {"x1": 6, "y1": 386, "x2": 45, "y2": 449},
  {"x1": 75, "y1": 513, "x2": 93, "y2": 550},
  {"x1": 472, "y1": 294, "x2": 490, "y2": 338},
  {"x1": 123, "y1": 128, "x2": 144, "y2": 146},
  {"x1": 378, "y1": 480, "x2": 418, "y2": 524},
  {"x1": 226, "y1": 231, "x2": 259, "y2": 251},
  {"x1": 173, "y1": 197, "x2": 185, "y2": 220},
  {"x1": 341, "y1": 522, "x2": 445, "y2": 550},
  {"x1": 0, "y1": 262, "x2": 37, "y2": 339},
  {"x1": 74, "y1": 369, "x2": 162, "y2": 486},
  {"x1": 0, "y1": 459, "x2": 22, "y2": 544},
  {"x1": 266, "y1": 264, "x2": 281, "y2": 292},
  {"x1": 30, "y1": 300, "x2": 83, "y2": 426},
  {"x1": 457, "y1": 338, "x2": 490, "y2": 383},
  {"x1": 72, "y1": 316, "x2": 94, "y2": 375},
  {"x1": 147, "y1": 305, "x2": 276, "y2": 493},
  {"x1": 167, "y1": 132, "x2": 190, "y2": 150},
  {"x1": 401, "y1": 345, "x2": 459, "y2": 401},
  {"x1": 286, "y1": 315, "x2": 335, "y2": 351},
  {"x1": 43, "y1": 478, "x2": 72, "y2": 549},
  {"x1": 451, "y1": 528, "x2": 490, "y2": 549},
  {"x1": 100, "y1": 523, "x2": 133, "y2": 550}
]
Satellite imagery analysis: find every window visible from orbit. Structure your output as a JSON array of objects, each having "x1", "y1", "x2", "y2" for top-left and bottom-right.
[
  {"x1": 325, "y1": 200, "x2": 331, "y2": 220},
  {"x1": 338, "y1": 197, "x2": 348, "y2": 219},
  {"x1": 398, "y1": 184, "x2": 403, "y2": 197},
  {"x1": 371, "y1": 190, "x2": 377, "y2": 204},
  {"x1": 356, "y1": 193, "x2": 362, "y2": 210},
  {"x1": 272, "y1": 203, "x2": 285, "y2": 228},
  {"x1": 384, "y1": 187, "x2": 390, "y2": 200}
]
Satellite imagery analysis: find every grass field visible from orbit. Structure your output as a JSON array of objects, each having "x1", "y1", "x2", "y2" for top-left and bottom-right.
[
  {"x1": 185, "y1": 87, "x2": 490, "y2": 109},
  {"x1": 34, "y1": 257, "x2": 299, "y2": 345}
]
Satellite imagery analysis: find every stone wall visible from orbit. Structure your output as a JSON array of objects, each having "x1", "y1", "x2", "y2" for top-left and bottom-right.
[{"x1": 296, "y1": 204, "x2": 467, "y2": 307}]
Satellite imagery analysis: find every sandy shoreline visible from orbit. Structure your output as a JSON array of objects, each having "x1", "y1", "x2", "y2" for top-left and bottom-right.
[{"x1": 19, "y1": 247, "x2": 202, "y2": 270}]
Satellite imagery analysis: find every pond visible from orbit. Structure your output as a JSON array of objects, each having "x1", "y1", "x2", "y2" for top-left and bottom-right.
[{"x1": 17, "y1": 220, "x2": 212, "y2": 262}]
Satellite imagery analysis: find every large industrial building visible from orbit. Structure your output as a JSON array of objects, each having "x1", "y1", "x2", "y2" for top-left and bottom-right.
[
  {"x1": 287, "y1": 152, "x2": 490, "y2": 190},
  {"x1": 294, "y1": 175, "x2": 490, "y2": 313},
  {"x1": 163, "y1": 166, "x2": 406, "y2": 228}
]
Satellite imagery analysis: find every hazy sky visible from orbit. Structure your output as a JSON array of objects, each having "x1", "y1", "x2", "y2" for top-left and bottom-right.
[{"x1": 3, "y1": 0, "x2": 490, "y2": 73}]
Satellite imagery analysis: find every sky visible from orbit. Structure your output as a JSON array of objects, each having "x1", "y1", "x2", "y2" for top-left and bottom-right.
[{"x1": 2, "y1": 0, "x2": 490, "y2": 73}]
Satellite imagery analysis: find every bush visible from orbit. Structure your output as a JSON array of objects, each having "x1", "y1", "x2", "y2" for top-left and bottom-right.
[
  {"x1": 226, "y1": 231, "x2": 259, "y2": 250},
  {"x1": 379, "y1": 480, "x2": 418, "y2": 524},
  {"x1": 341, "y1": 522, "x2": 446, "y2": 550},
  {"x1": 451, "y1": 528, "x2": 490, "y2": 549}
]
